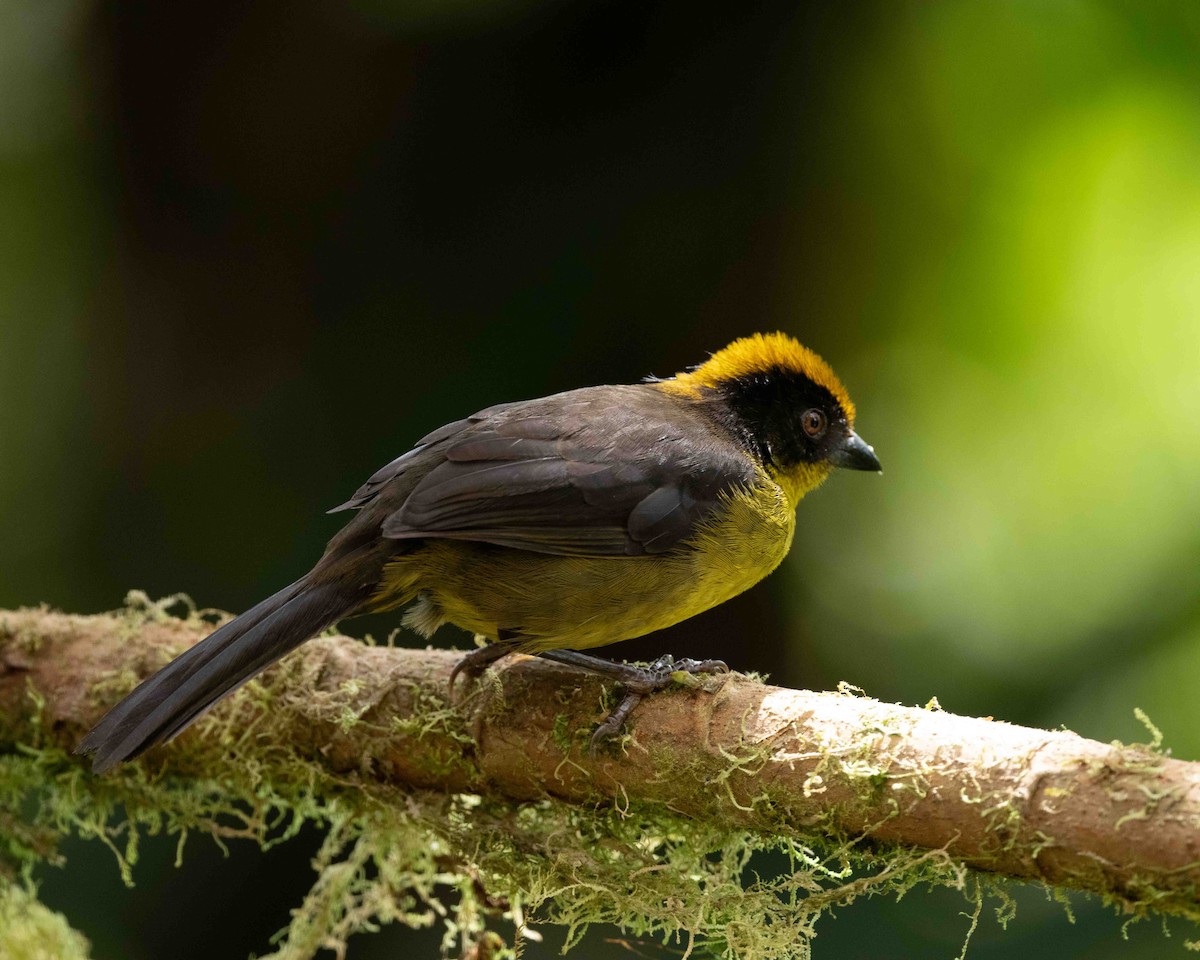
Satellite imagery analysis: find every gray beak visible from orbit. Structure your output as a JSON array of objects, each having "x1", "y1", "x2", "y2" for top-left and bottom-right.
[{"x1": 829, "y1": 430, "x2": 882, "y2": 473}]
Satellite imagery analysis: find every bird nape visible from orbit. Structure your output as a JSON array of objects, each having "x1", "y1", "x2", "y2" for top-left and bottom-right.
[{"x1": 77, "y1": 331, "x2": 881, "y2": 772}]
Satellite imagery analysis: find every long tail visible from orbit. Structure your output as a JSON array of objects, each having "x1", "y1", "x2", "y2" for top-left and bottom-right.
[{"x1": 77, "y1": 576, "x2": 363, "y2": 773}]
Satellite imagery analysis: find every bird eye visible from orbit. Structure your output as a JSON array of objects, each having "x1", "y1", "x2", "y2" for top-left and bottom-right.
[{"x1": 801, "y1": 408, "x2": 827, "y2": 439}]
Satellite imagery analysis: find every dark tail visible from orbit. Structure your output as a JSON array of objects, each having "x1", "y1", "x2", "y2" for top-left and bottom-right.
[{"x1": 77, "y1": 577, "x2": 361, "y2": 773}]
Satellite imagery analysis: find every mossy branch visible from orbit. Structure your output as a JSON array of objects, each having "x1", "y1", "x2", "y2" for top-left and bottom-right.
[{"x1": 2, "y1": 600, "x2": 1200, "y2": 957}]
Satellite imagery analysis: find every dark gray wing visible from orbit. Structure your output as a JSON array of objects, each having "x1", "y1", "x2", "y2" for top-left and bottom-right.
[{"x1": 372, "y1": 385, "x2": 756, "y2": 557}]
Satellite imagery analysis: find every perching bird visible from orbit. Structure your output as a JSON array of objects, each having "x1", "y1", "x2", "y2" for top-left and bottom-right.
[{"x1": 78, "y1": 332, "x2": 880, "y2": 771}]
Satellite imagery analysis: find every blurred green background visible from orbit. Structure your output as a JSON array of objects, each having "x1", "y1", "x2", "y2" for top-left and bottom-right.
[{"x1": 4, "y1": 0, "x2": 1199, "y2": 957}]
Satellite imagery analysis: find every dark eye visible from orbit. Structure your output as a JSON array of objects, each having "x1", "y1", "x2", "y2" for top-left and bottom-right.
[{"x1": 801, "y1": 408, "x2": 827, "y2": 439}]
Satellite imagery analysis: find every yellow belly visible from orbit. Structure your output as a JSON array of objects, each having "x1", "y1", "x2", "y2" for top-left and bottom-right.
[{"x1": 375, "y1": 475, "x2": 799, "y2": 652}]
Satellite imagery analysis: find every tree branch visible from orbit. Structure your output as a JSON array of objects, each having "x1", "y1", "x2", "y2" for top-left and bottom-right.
[{"x1": 2, "y1": 603, "x2": 1199, "y2": 925}]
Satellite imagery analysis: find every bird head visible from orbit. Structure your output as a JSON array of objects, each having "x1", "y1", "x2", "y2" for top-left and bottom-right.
[{"x1": 661, "y1": 332, "x2": 881, "y2": 499}]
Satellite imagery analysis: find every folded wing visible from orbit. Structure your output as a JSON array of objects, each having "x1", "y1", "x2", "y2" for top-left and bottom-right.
[{"x1": 366, "y1": 386, "x2": 755, "y2": 557}]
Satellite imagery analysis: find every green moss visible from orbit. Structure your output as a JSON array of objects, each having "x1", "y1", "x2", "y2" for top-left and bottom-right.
[
  {"x1": 0, "y1": 608, "x2": 46, "y2": 657},
  {"x1": 0, "y1": 880, "x2": 92, "y2": 960},
  {"x1": 0, "y1": 680, "x2": 984, "y2": 960},
  {"x1": 3, "y1": 600, "x2": 1199, "y2": 959}
]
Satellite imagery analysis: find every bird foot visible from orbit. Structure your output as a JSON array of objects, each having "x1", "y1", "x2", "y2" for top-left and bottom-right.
[
  {"x1": 448, "y1": 642, "x2": 515, "y2": 693},
  {"x1": 534, "y1": 650, "x2": 727, "y2": 752}
]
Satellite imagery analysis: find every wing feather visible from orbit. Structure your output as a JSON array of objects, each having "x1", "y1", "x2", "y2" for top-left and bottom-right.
[{"x1": 358, "y1": 385, "x2": 756, "y2": 557}]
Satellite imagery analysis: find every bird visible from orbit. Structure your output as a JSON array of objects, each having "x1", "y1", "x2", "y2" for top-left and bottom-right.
[{"x1": 77, "y1": 332, "x2": 880, "y2": 772}]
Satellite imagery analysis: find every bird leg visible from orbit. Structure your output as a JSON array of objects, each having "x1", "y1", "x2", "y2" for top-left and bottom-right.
[
  {"x1": 448, "y1": 633, "x2": 523, "y2": 692},
  {"x1": 535, "y1": 649, "x2": 728, "y2": 752}
]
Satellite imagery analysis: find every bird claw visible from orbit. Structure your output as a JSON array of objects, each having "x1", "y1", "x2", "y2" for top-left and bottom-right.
[
  {"x1": 588, "y1": 695, "x2": 638, "y2": 753},
  {"x1": 448, "y1": 643, "x2": 514, "y2": 694},
  {"x1": 587, "y1": 654, "x2": 729, "y2": 754}
]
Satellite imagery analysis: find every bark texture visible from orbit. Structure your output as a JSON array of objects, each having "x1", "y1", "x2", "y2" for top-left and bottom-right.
[{"x1": 2, "y1": 605, "x2": 1198, "y2": 918}]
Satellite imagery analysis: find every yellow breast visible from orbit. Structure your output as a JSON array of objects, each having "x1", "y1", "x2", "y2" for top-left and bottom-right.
[
  {"x1": 377, "y1": 467, "x2": 811, "y2": 653},
  {"x1": 681, "y1": 474, "x2": 797, "y2": 612}
]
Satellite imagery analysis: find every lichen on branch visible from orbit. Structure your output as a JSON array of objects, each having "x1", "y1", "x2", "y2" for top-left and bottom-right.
[{"x1": 1, "y1": 597, "x2": 1199, "y2": 959}]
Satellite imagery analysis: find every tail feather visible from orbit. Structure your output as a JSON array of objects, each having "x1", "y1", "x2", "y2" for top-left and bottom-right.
[{"x1": 77, "y1": 578, "x2": 357, "y2": 773}]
